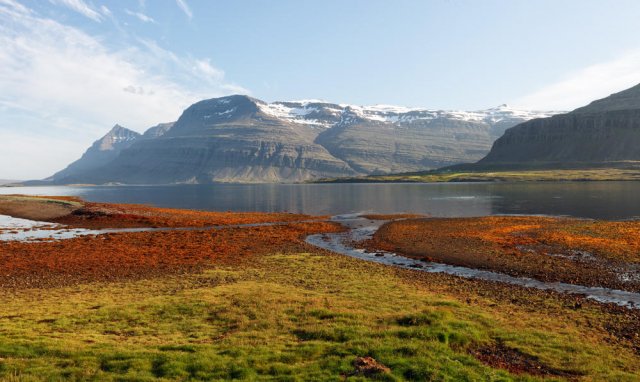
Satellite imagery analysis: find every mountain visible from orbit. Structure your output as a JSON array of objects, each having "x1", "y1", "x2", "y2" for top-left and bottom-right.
[
  {"x1": 48, "y1": 96, "x2": 558, "y2": 184},
  {"x1": 49, "y1": 125, "x2": 141, "y2": 182},
  {"x1": 479, "y1": 83, "x2": 640, "y2": 167},
  {"x1": 142, "y1": 122, "x2": 174, "y2": 139}
]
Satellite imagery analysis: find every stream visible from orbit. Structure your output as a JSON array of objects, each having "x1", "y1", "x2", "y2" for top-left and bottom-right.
[
  {"x1": 2, "y1": 213, "x2": 640, "y2": 309},
  {"x1": 304, "y1": 214, "x2": 640, "y2": 309},
  {"x1": 0, "y1": 214, "x2": 318, "y2": 242}
]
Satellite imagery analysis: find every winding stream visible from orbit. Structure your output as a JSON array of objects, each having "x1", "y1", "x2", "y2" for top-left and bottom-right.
[
  {"x1": 305, "y1": 214, "x2": 640, "y2": 309},
  {"x1": 0, "y1": 214, "x2": 318, "y2": 242},
  {"x1": 3, "y1": 213, "x2": 640, "y2": 309}
]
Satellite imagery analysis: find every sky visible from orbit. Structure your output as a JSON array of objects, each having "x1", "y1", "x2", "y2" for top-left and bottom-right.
[{"x1": 2, "y1": 0, "x2": 640, "y2": 179}]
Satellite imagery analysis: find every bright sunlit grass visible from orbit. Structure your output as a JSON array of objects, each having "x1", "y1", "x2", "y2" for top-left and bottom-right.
[{"x1": 0, "y1": 252, "x2": 638, "y2": 381}]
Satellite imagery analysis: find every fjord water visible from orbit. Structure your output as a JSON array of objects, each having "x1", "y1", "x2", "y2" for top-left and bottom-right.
[{"x1": 2, "y1": 182, "x2": 639, "y2": 220}]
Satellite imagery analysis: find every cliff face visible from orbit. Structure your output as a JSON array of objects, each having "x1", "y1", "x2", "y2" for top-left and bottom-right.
[
  {"x1": 315, "y1": 108, "x2": 493, "y2": 174},
  {"x1": 48, "y1": 95, "x2": 558, "y2": 184},
  {"x1": 57, "y1": 96, "x2": 355, "y2": 184},
  {"x1": 480, "y1": 84, "x2": 640, "y2": 166}
]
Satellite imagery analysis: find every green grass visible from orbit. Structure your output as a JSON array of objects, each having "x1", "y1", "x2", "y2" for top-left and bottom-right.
[
  {"x1": 317, "y1": 168, "x2": 640, "y2": 183},
  {"x1": 0, "y1": 252, "x2": 638, "y2": 381},
  {"x1": 0, "y1": 195, "x2": 82, "y2": 207}
]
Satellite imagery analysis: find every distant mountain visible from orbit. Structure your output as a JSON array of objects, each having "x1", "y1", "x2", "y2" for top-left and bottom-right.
[
  {"x1": 142, "y1": 122, "x2": 174, "y2": 139},
  {"x1": 47, "y1": 96, "x2": 558, "y2": 184},
  {"x1": 0, "y1": 179, "x2": 20, "y2": 186},
  {"x1": 479, "y1": 83, "x2": 640, "y2": 167},
  {"x1": 49, "y1": 124, "x2": 141, "y2": 182}
]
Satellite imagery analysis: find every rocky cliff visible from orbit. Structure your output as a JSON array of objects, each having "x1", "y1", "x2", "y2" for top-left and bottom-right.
[
  {"x1": 49, "y1": 96, "x2": 558, "y2": 184},
  {"x1": 480, "y1": 83, "x2": 640, "y2": 167}
]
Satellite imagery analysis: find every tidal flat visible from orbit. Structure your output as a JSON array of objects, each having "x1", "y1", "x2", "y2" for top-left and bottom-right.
[{"x1": 0, "y1": 195, "x2": 639, "y2": 381}]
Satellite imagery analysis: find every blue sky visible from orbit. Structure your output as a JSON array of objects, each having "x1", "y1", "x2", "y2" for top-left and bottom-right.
[{"x1": 2, "y1": 0, "x2": 640, "y2": 179}]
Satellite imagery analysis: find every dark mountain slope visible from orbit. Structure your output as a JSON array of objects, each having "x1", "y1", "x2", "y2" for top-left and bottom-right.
[
  {"x1": 479, "y1": 83, "x2": 640, "y2": 167},
  {"x1": 46, "y1": 96, "x2": 558, "y2": 184}
]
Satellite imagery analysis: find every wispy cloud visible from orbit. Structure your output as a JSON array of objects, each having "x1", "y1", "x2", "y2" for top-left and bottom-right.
[
  {"x1": 514, "y1": 51, "x2": 640, "y2": 110},
  {"x1": 124, "y1": 8, "x2": 155, "y2": 23},
  {"x1": 175, "y1": 0, "x2": 192, "y2": 19},
  {"x1": 0, "y1": 0, "x2": 247, "y2": 179},
  {"x1": 99, "y1": 5, "x2": 111, "y2": 17},
  {"x1": 0, "y1": 0, "x2": 28, "y2": 14},
  {"x1": 50, "y1": 0, "x2": 103, "y2": 22}
]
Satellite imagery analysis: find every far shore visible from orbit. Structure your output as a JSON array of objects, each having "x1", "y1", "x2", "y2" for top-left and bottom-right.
[{"x1": 315, "y1": 166, "x2": 640, "y2": 183}]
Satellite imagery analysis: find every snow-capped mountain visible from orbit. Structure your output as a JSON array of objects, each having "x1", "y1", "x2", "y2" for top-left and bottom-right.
[
  {"x1": 258, "y1": 100, "x2": 557, "y2": 134},
  {"x1": 47, "y1": 95, "x2": 561, "y2": 184}
]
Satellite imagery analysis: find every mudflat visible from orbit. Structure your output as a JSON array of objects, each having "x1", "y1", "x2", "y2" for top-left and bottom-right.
[{"x1": 0, "y1": 195, "x2": 82, "y2": 220}]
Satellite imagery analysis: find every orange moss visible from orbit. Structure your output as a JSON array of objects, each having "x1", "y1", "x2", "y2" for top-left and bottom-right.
[
  {"x1": 52, "y1": 201, "x2": 325, "y2": 229},
  {"x1": 0, "y1": 221, "x2": 341, "y2": 289},
  {"x1": 366, "y1": 216, "x2": 640, "y2": 292}
]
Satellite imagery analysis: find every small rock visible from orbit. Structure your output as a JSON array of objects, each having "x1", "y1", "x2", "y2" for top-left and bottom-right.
[{"x1": 353, "y1": 356, "x2": 390, "y2": 376}]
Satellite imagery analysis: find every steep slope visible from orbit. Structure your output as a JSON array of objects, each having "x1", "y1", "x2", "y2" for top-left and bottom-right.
[
  {"x1": 314, "y1": 105, "x2": 539, "y2": 173},
  {"x1": 480, "y1": 83, "x2": 640, "y2": 167},
  {"x1": 48, "y1": 96, "x2": 558, "y2": 184},
  {"x1": 70, "y1": 96, "x2": 356, "y2": 184},
  {"x1": 142, "y1": 122, "x2": 174, "y2": 139},
  {"x1": 261, "y1": 101, "x2": 557, "y2": 172},
  {"x1": 50, "y1": 125, "x2": 140, "y2": 182}
]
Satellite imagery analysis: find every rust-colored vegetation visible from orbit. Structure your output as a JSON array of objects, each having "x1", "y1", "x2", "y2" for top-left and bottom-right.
[
  {"x1": 366, "y1": 216, "x2": 640, "y2": 292},
  {"x1": 468, "y1": 341, "x2": 583, "y2": 378},
  {"x1": 53, "y1": 201, "x2": 324, "y2": 228},
  {"x1": 0, "y1": 195, "x2": 340, "y2": 289},
  {"x1": 0, "y1": 221, "x2": 340, "y2": 289},
  {"x1": 1, "y1": 194, "x2": 325, "y2": 228}
]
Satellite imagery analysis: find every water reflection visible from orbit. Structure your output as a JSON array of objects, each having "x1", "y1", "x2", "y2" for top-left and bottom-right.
[{"x1": 2, "y1": 181, "x2": 639, "y2": 220}]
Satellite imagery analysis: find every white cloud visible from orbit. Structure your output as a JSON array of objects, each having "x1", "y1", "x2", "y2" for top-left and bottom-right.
[
  {"x1": 50, "y1": 0, "x2": 103, "y2": 22},
  {"x1": 0, "y1": 0, "x2": 28, "y2": 14},
  {"x1": 514, "y1": 51, "x2": 640, "y2": 111},
  {"x1": 100, "y1": 5, "x2": 111, "y2": 17},
  {"x1": 0, "y1": 0, "x2": 247, "y2": 179},
  {"x1": 175, "y1": 0, "x2": 192, "y2": 19},
  {"x1": 193, "y1": 59, "x2": 224, "y2": 82},
  {"x1": 124, "y1": 8, "x2": 155, "y2": 23}
]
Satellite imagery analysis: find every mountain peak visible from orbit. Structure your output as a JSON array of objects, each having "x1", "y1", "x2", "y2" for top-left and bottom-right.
[
  {"x1": 143, "y1": 122, "x2": 175, "y2": 139},
  {"x1": 109, "y1": 124, "x2": 126, "y2": 132},
  {"x1": 166, "y1": 95, "x2": 265, "y2": 136},
  {"x1": 97, "y1": 125, "x2": 141, "y2": 150}
]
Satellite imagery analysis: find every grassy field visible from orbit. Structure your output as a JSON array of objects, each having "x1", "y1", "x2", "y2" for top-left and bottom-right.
[
  {"x1": 317, "y1": 168, "x2": 640, "y2": 183},
  {"x1": 1, "y1": 250, "x2": 639, "y2": 381},
  {"x1": 1, "y1": 197, "x2": 639, "y2": 381}
]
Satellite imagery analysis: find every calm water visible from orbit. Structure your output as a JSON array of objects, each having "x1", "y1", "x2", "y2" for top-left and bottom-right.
[{"x1": 2, "y1": 182, "x2": 640, "y2": 220}]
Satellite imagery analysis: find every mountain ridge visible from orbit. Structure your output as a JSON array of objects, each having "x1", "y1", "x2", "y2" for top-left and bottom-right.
[
  {"x1": 46, "y1": 95, "x2": 561, "y2": 184},
  {"x1": 479, "y1": 83, "x2": 640, "y2": 167}
]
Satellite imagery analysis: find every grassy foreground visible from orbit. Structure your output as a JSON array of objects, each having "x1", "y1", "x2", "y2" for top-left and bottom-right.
[{"x1": 1, "y1": 250, "x2": 639, "y2": 381}]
